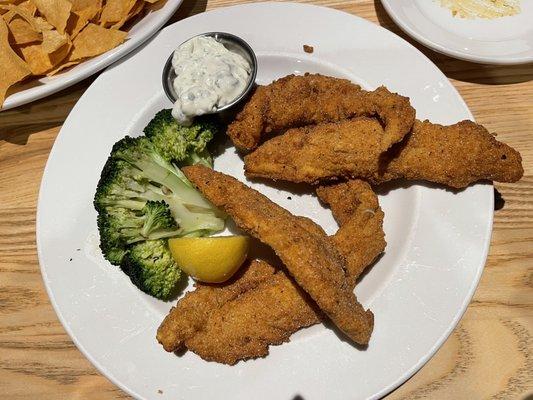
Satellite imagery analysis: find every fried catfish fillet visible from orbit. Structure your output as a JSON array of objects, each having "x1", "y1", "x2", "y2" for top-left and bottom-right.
[
  {"x1": 157, "y1": 180, "x2": 385, "y2": 364},
  {"x1": 244, "y1": 118, "x2": 523, "y2": 189},
  {"x1": 157, "y1": 259, "x2": 321, "y2": 364},
  {"x1": 227, "y1": 74, "x2": 415, "y2": 152},
  {"x1": 182, "y1": 166, "x2": 374, "y2": 344},
  {"x1": 317, "y1": 180, "x2": 385, "y2": 287}
]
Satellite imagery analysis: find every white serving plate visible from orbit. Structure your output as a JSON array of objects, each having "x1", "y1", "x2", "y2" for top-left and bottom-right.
[
  {"x1": 381, "y1": 0, "x2": 533, "y2": 64},
  {"x1": 37, "y1": 3, "x2": 493, "y2": 399}
]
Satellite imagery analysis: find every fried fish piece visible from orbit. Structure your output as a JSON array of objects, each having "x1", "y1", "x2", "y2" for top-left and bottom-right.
[
  {"x1": 182, "y1": 165, "x2": 374, "y2": 344},
  {"x1": 157, "y1": 180, "x2": 385, "y2": 363},
  {"x1": 244, "y1": 118, "x2": 523, "y2": 189},
  {"x1": 157, "y1": 259, "x2": 321, "y2": 364},
  {"x1": 156, "y1": 259, "x2": 283, "y2": 353},
  {"x1": 317, "y1": 180, "x2": 385, "y2": 287},
  {"x1": 183, "y1": 260, "x2": 321, "y2": 364},
  {"x1": 227, "y1": 74, "x2": 415, "y2": 152}
]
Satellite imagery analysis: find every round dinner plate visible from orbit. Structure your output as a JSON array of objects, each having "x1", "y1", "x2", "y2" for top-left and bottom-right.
[
  {"x1": 37, "y1": 3, "x2": 493, "y2": 400},
  {"x1": 1, "y1": 0, "x2": 183, "y2": 111},
  {"x1": 381, "y1": 0, "x2": 533, "y2": 65}
]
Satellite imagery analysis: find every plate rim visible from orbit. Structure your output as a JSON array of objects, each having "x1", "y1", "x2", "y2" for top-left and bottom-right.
[
  {"x1": 380, "y1": 0, "x2": 533, "y2": 65},
  {"x1": 36, "y1": 3, "x2": 494, "y2": 399},
  {"x1": 1, "y1": 0, "x2": 184, "y2": 111},
  {"x1": 374, "y1": 211, "x2": 492, "y2": 399}
]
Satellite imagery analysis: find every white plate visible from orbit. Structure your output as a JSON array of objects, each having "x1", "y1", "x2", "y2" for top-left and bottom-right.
[
  {"x1": 1, "y1": 0, "x2": 182, "y2": 111},
  {"x1": 37, "y1": 3, "x2": 493, "y2": 400},
  {"x1": 381, "y1": 0, "x2": 533, "y2": 64}
]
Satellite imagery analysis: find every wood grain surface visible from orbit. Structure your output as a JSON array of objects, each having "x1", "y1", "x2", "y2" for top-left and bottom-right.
[{"x1": 0, "y1": 1, "x2": 532, "y2": 399}]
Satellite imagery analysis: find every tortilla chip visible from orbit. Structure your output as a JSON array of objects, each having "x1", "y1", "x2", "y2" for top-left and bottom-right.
[
  {"x1": 31, "y1": 0, "x2": 71, "y2": 33},
  {"x1": 19, "y1": 31, "x2": 70, "y2": 74},
  {"x1": 99, "y1": 0, "x2": 135, "y2": 27},
  {"x1": 33, "y1": 15, "x2": 53, "y2": 31},
  {"x1": 68, "y1": 22, "x2": 126, "y2": 60},
  {"x1": 65, "y1": 11, "x2": 86, "y2": 38},
  {"x1": 8, "y1": 14, "x2": 42, "y2": 44},
  {"x1": 22, "y1": 44, "x2": 71, "y2": 74},
  {"x1": 41, "y1": 28, "x2": 67, "y2": 52},
  {"x1": 126, "y1": 0, "x2": 144, "y2": 19},
  {"x1": 110, "y1": 0, "x2": 143, "y2": 29},
  {"x1": 51, "y1": 36, "x2": 70, "y2": 59},
  {"x1": 0, "y1": 1, "x2": 18, "y2": 13},
  {"x1": 19, "y1": 44, "x2": 50, "y2": 74},
  {"x1": 65, "y1": 5, "x2": 98, "y2": 38},
  {"x1": 79, "y1": 3, "x2": 100, "y2": 20},
  {"x1": 1, "y1": 7, "x2": 14, "y2": 20},
  {"x1": 0, "y1": 17, "x2": 31, "y2": 106},
  {"x1": 2, "y1": 4, "x2": 40, "y2": 30},
  {"x1": 0, "y1": 0, "x2": 156, "y2": 106},
  {"x1": 67, "y1": 0, "x2": 101, "y2": 12},
  {"x1": 18, "y1": 0, "x2": 37, "y2": 15},
  {"x1": 68, "y1": 1, "x2": 103, "y2": 23},
  {"x1": 0, "y1": 4, "x2": 12, "y2": 16},
  {"x1": 46, "y1": 58, "x2": 79, "y2": 75}
]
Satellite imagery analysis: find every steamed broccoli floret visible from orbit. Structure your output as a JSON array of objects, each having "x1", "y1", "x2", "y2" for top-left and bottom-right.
[
  {"x1": 96, "y1": 201, "x2": 180, "y2": 265},
  {"x1": 143, "y1": 109, "x2": 219, "y2": 167},
  {"x1": 96, "y1": 136, "x2": 224, "y2": 229},
  {"x1": 94, "y1": 112, "x2": 225, "y2": 300},
  {"x1": 94, "y1": 136, "x2": 224, "y2": 267},
  {"x1": 120, "y1": 239, "x2": 182, "y2": 299}
]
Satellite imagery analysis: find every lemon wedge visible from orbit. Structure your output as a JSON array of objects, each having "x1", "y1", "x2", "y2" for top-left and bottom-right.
[{"x1": 168, "y1": 236, "x2": 249, "y2": 283}]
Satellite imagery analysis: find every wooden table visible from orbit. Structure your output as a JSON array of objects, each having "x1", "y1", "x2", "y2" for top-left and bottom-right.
[{"x1": 1, "y1": 1, "x2": 531, "y2": 398}]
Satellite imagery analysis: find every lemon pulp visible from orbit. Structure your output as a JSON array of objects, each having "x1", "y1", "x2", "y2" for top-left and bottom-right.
[{"x1": 168, "y1": 236, "x2": 249, "y2": 283}]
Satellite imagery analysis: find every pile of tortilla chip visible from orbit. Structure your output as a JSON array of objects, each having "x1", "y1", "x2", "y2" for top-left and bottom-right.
[{"x1": 0, "y1": 0, "x2": 163, "y2": 107}]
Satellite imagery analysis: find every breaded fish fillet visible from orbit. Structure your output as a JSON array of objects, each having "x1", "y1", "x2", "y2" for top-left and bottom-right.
[
  {"x1": 244, "y1": 118, "x2": 523, "y2": 189},
  {"x1": 227, "y1": 74, "x2": 415, "y2": 152},
  {"x1": 157, "y1": 180, "x2": 385, "y2": 364},
  {"x1": 158, "y1": 259, "x2": 321, "y2": 364},
  {"x1": 317, "y1": 180, "x2": 385, "y2": 287},
  {"x1": 182, "y1": 166, "x2": 374, "y2": 344}
]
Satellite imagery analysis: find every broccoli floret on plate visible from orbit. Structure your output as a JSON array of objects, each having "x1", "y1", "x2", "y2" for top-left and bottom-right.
[
  {"x1": 94, "y1": 136, "x2": 224, "y2": 246},
  {"x1": 120, "y1": 239, "x2": 182, "y2": 300},
  {"x1": 93, "y1": 114, "x2": 225, "y2": 299},
  {"x1": 143, "y1": 109, "x2": 220, "y2": 167},
  {"x1": 96, "y1": 200, "x2": 180, "y2": 265}
]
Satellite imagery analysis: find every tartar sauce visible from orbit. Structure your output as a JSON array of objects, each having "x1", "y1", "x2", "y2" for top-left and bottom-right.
[{"x1": 171, "y1": 36, "x2": 251, "y2": 125}]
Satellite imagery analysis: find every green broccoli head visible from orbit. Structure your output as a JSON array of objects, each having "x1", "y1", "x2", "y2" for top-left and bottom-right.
[
  {"x1": 96, "y1": 200, "x2": 180, "y2": 265},
  {"x1": 110, "y1": 136, "x2": 176, "y2": 181},
  {"x1": 99, "y1": 135, "x2": 223, "y2": 226},
  {"x1": 143, "y1": 109, "x2": 219, "y2": 167},
  {"x1": 141, "y1": 200, "x2": 177, "y2": 237},
  {"x1": 97, "y1": 208, "x2": 135, "y2": 265},
  {"x1": 120, "y1": 239, "x2": 182, "y2": 300},
  {"x1": 94, "y1": 111, "x2": 226, "y2": 299},
  {"x1": 94, "y1": 133, "x2": 224, "y2": 266},
  {"x1": 94, "y1": 158, "x2": 149, "y2": 213}
]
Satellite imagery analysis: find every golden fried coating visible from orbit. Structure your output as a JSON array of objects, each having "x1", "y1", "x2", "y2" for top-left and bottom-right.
[
  {"x1": 317, "y1": 180, "x2": 386, "y2": 287},
  {"x1": 157, "y1": 180, "x2": 385, "y2": 364},
  {"x1": 244, "y1": 118, "x2": 523, "y2": 189},
  {"x1": 245, "y1": 117, "x2": 382, "y2": 183},
  {"x1": 156, "y1": 259, "x2": 280, "y2": 352},
  {"x1": 182, "y1": 165, "x2": 374, "y2": 344},
  {"x1": 227, "y1": 74, "x2": 415, "y2": 152},
  {"x1": 184, "y1": 261, "x2": 321, "y2": 365},
  {"x1": 157, "y1": 260, "x2": 321, "y2": 364}
]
